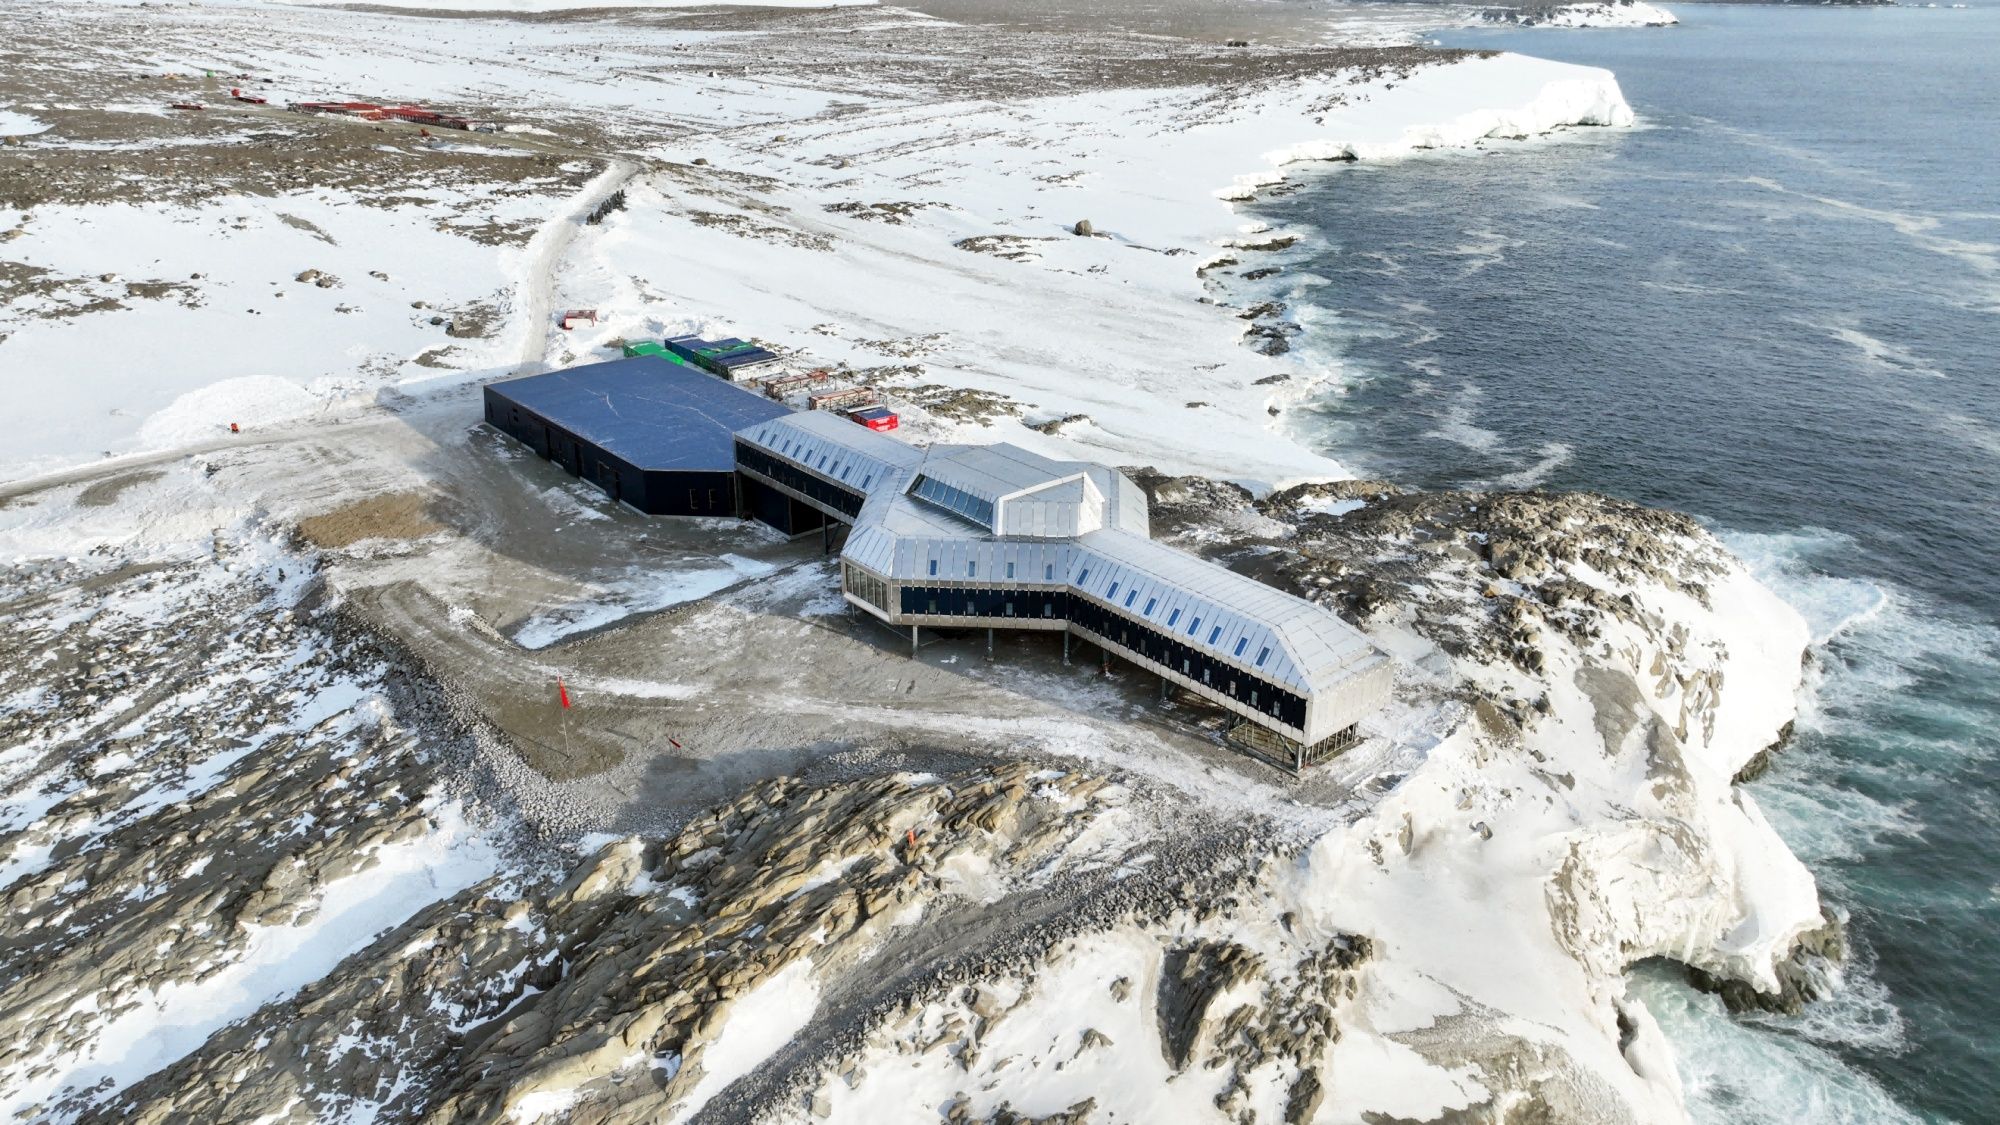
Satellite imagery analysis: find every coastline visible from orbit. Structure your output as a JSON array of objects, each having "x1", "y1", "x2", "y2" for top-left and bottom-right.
[{"x1": 0, "y1": 2, "x2": 1866, "y2": 1121}]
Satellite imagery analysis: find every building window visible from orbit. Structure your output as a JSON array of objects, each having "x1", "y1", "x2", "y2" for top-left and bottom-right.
[
  {"x1": 1107, "y1": 582, "x2": 1119, "y2": 601},
  {"x1": 863, "y1": 475, "x2": 872, "y2": 489},
  {"x1": 1124, "y1": 589, "x2": 1138, "y2": 608},
  {"x1": 928, "y1": 598, "x2": 938, "y2": 613},
  {"x1": 968, "y1": 561, "x2": 976, "y2": 577},
  {"x1": 929, "y1": 559, "x2": 938, "y2": 576},
  {"x1": 1078, "y1": 568, "x2": 1090, "y2": 585},
  {"x1": 1006, "y1": 562, "x2": 1015, "y2": 579},
  {"x1": 840, "y1": 464, "x2": 852, "y2": 480},
  {"x1": 1168, "y1": 609, "x2": 1180, "y2": 628},
  {"x1": 1144, "y1": 598, "x2": 1157, "y2": 616},
  {"x1": 1234, "y1": 638, "x2": 1248, "y2": 657},
  {"x1": 1208, "y1": 626, "x2": 1221, "y2": 645},
  {"x1": 1045, "y1": 564, "x2": 1054, "y2": 581},
  {"x1": 1188, "y1": 616, "x2": 1201, "y2": 637},
  {"x1": 1257, "y1": 647, "x2": 1270, "y2": 667}
]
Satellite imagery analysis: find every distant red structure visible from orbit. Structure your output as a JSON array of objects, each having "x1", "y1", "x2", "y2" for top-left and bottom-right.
[{"x1": 288, "y1": 100, "x2": 480, "y2": 130}]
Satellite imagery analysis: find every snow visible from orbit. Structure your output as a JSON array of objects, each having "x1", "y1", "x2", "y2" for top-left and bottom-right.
[
  {"x1": 810, "y1": 931, "x2": 1211, "y2": 1122},
  {"x1": 1480, "y1": 2, "x2": 1680, "y2": 29},
  {"x1": 554, "y1": 51, "x2": 1634, "y2": 493},
  {"x1": 509, "y1": 554, "x2": 779, "y2": 649},
  {"x1": 0, "y1": 189, "x2": 555, "y2": 479},
  {"x1": 672, "y1": 958, "x2": 821, "y2": 1123},
  {"x1": 0, "y1": 110, "x2": 50, "y2": 137},
  {"x1": 508, "y1": 1088, "x2": 583, "y2": 1123},
  {"x1": 0, "y1": 799, "x2": 503, "y2": 1118}
]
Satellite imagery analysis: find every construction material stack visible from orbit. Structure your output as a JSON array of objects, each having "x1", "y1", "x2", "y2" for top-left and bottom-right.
[{"x1": 664, "y1": 335, "x2": 785, "y2": 383}]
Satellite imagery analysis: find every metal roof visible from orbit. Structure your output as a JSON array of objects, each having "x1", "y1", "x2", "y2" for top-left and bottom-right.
[
  {"x1": 728, "y1": 410, "x2": 1389, "y2": 737},
  {"x1": 1071, "y1": 530, "x2": 1380, "y2": 697},
  {"x1": 737, "y1": 411, "x2": 923, "y2": 497},
  {"x1": 487, "y1": 357, "x2": 790, "y2": 472}
]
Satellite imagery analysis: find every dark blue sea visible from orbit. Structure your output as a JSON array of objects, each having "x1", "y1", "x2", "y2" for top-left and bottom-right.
[{"x1": 1248, "y1": 5, "x2": 2000, "y2": 1121}]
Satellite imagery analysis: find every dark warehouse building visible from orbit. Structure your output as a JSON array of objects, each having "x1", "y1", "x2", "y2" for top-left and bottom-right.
[{"x1": 482, "y1": 356, "x2": 821, "y2": 529}]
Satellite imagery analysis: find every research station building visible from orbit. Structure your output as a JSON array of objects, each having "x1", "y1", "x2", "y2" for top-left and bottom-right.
[{"x1": 486, "y1": 358, "x2": 1394, "y2": 767}]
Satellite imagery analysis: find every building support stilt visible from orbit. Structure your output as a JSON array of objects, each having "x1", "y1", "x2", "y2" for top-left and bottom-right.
[
  {"x1": 1062, "y1": 631, "x2": 1071, "y2": 666},
  {"x1": 1160, "y1": 676, "x2": 1169, "y2": 702},
  {"x1": 910, "y1": 625, "x2": 919, "y2": 658},
  {"x1": 986, "y1": 628, "x2": 995, "y2": 661},
  {"x1": 822, "y1": 521, "x2": 831, "y2": 555}
]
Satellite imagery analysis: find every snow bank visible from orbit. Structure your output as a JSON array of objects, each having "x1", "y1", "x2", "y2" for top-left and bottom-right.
[
  {"x1": 0, "y1": 110, "x2": 50, "y2": 137},
  {"x1": 0, "y1": 800, "x2": 501, "y2": 1118},
  {"x1": 1276, "y1": 549, "x2": 1817, "y2": 1117},
  {"x1": 0, "y1": 188, "x2": 553, "y2": 481},
  {"x1": 567, "y1": 52, "x2": 1633, "y2": 491},
  {"x1": 1228, "y1": 54, "x2": 1637, "y2": 193},
  {"x1": 1479, "y1": 2, "x2": 1681, "y2": 29}
]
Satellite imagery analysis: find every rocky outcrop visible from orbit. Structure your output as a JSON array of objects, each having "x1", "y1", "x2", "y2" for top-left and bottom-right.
[
  {"x1": 1687, "y1": 905, "x2": 1847, "y2": 1015},
  {"x1": 102, "y1": 763, "x2": 1120, "y2": 1123},
  {"x1": 1157, "y1": 941, "x2": 1265, "y2": 1070}
]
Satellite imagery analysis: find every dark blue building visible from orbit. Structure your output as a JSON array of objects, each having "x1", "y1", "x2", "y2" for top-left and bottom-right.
[{"x1": 483, "y1": 356, "x2": 821, "y2": 529}]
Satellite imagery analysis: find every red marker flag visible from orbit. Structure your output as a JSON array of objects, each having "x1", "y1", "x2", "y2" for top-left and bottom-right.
[{"x1": 557, "y1": 677, "x2": 571, "y2": 710}]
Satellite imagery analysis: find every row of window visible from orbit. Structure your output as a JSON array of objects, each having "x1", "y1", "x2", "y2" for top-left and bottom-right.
[
  {"x1": 888, "y1": 582, "x2": 1305, "y2": 728},
  {"x1": 843, "y1": 563, "x2": 890, "y2": 613},
  {"x1": 1067, "y1": 597, "x2": 1305, "y2": 727},
  {"x1": 926, "y1": 557, "x2": 1058, "y2": 582},
  {"x1": 908, "y1": 474, "x2": 996, "y2": 528},
  {"x1": 734, "y1": 441, "x2": 866, "y2": 519},
  {"x1": 756, "y1": 433, "x2": 878, "y2": 493},
  {"x1": 1073, "y1": 566, "x2": 1272, "y2": 670}
]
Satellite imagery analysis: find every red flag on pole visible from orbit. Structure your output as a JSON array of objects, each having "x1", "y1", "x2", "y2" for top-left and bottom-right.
[{"x1": 557, "y1": 677, "x2": 571, "y2": 709}]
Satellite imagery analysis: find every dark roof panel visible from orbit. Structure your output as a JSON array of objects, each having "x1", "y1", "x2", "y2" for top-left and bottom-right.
[{"x1": 487, "y1": 357, "x2": 792, "y2": 471}]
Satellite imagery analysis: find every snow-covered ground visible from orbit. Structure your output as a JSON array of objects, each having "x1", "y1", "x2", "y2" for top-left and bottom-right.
[
  {"x1": 0, "y1": 1, "x2": 1840, "y2": 1122},
  {"x1": 1479, "y1": 1, "x2": 1680, "y2": 29},
  {"x1": 550, "y1": 50, "x2": 1633, "y2": 489}
]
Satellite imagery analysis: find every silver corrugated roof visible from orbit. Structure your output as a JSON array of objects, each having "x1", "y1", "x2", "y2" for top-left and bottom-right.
[
  {"x1": 1071, "y1": 530, "x2": 1379, "y2": 697},
  {"x1": 731, "y1": 415, "x2": 1383, "y2": 728},
  {"x1": 738, "y1": 411, "x2": 921, "y2": 497}
]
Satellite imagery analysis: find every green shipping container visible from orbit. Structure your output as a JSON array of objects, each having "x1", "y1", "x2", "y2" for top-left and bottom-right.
[{"x1": 622, "y1": 341, "x2": 667, "y2": 358}]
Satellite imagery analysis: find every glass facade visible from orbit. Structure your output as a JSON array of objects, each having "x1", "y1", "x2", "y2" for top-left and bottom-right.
[
  {"x1": 735, "y1": 440, "x2": 867, "y2": 519},
  {"x1": 908, "y1": 474, "x2": 996, "y2": 528},
  {"x1": 893, "y1": 579, "x2": 1305, "y2": 729},
  {"x1": 843, "y1": 562, "x2": 890, "y2": 612}
]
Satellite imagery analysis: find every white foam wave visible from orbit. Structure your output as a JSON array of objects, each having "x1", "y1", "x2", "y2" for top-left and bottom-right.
[
  {"x1": 1739, "y1": 176, "x2": 2000, "y2": 304},
  {"x1": 1741, "y1": 944, "x2": 1908, "y2": 1054},
  {"x1": 1802, "y1": 318, "x2": 1949, "y2": 380},
  {"x1": 1493, "y1": 441, "x2": 1573, "y2": 489},
  {"x1": 1423, "y1": 384, "x2": 1502, "y2": 452},
  {"x1": 1716, "y1": 528, "x2": 1887, "y2": 646},
  {"x1": 1629, "y1": 966, "x2": 1926, "y2": 1125}
]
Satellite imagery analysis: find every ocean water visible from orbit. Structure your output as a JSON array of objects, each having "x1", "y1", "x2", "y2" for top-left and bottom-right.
[{"x1": 1245, "y1": 6, "x2": 2000, "y2": 1122}]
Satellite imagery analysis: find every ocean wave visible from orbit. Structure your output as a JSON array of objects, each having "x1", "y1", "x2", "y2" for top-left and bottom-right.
[
  {"x1": 1629, "y1": 965, "x2": 1929, "y2": 1125},
  {"x1": 1800, "y1": 317, "x2": 1950, "y2": 380},
  {"x1": 1493, "y1": 441, "x2": 1573, "y2": 489},
  {"x1": 1741, "y1": 938, "x2": 1909, "y2": 1054},
  {"x1": 1423, "y1": 386, "x2": 1503, "y2": 452}
]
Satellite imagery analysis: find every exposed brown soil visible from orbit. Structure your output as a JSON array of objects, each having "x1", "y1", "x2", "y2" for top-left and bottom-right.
[{"x1": 296, "y1": 491, "x2": 442, "y2": 548}]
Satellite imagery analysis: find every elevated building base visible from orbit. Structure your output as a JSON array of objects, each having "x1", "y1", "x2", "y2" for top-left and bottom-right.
[{"x1": 1224, "y1": 719, "x2": 1361, "y2": 774}]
